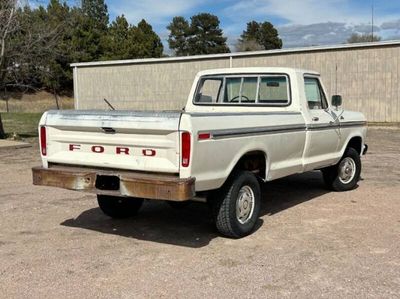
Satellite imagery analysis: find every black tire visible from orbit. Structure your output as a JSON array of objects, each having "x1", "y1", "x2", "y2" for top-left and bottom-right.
[
  {"x1": 97, "y1": 195, "x2": 143, "y2": 218},
  {"x1": 209, "y1": 171, "x2": 261, "y2": 238},
  {"x1": 322, "y1": 147, "x2": 361, "y2": 191}
]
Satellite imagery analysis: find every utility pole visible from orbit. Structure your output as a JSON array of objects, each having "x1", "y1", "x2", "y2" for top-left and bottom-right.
[{"x1": 371, "y1": 1, "x2": 374, "y2": 42}]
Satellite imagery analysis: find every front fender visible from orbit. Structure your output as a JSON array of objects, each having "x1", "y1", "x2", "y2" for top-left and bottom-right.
[{"x1": 339, "y1": 130, "x2": 366, "y2": 158}]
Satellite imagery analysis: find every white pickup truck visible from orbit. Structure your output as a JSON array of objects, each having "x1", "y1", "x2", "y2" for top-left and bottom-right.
[{"x1": 33, "y1": 67, "x2": 367, "y2": 238}]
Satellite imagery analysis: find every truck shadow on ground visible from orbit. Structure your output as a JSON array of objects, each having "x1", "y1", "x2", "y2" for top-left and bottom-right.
[{"x1": 61, "y1": 171, "x2": 333, "y2": 248}]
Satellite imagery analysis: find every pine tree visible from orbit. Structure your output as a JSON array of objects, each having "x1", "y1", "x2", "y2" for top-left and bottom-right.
[
  {"x1": 237, "y1": 21, "x2": 282, "y2": 51},
  {"x1": 187, "y1": 13, "x2": 230, "y2": 55},
  {"x1": 82, "y1": 0, "x2": 108, "y2": 31},
  {"x1": 42, "y1": 0, "x2": 74, "y2": 94},
  {"x1": 167, "y1": 13, "x2": 230, "y2": 56},
  {"x1": 102, "y1": 15, "x2": 131, "y2": 60},
  {"x1": 102, "y1": 17, "x2": 163, "y2": 60},
  {"x1": 258, "y1": 22, "x2": 282, "y2": 50},
  {"x1": 240, "y1": 21, "x2": 260, "y2": 41},
  {"x1": 78, "y1": 0, "x2": 109, "y2": 61},
  {"x1": 167, "y1": 16, "x2": 190, "y2": 56},
  {"x1": 135, "y1": 19, "x2": 163, "y2": 58}
]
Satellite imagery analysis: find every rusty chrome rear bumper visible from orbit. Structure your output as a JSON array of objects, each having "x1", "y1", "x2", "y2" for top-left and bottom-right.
[{"x1": 32, "y1": 165, "x2": 195, "y2": 201}]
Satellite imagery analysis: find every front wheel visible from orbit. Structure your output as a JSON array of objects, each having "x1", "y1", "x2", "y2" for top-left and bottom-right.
[
  {"x1": 322, "y1": 147, "x2": 361, "y2": 191},
  {"x1": 209, "y1": 171, "x2": 261, "y2": 238},
  {"x1": 97, "y1": 195, "x2": 144, "y2": 218}
]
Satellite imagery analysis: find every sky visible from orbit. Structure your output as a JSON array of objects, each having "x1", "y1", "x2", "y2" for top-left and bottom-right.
[{"x1": 34, "y1": 0, "x2": 400, "y2": 50}]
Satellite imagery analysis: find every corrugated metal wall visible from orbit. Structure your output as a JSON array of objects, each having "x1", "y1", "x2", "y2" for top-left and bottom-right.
[{"x1": 73, "y1": 41, "x2": 400, "y2": 122}]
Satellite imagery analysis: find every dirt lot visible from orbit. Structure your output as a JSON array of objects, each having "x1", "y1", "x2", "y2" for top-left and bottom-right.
[{"x1": 0, "y1": 127, "x2": 399, "y2": 298}]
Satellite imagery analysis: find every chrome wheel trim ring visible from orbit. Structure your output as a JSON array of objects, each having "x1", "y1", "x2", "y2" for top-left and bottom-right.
[
  {"x1": 338, "y1": 157, "x2": 356, "y2": 184},
  {"x1": 236, "y1": 185, "x2": 255, "y2": 224}
]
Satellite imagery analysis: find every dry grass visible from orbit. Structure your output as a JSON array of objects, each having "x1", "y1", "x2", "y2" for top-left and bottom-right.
[
  {"x1": 1, "y1": 113, "x2": 42, "y2": 139},
  {"x1": 0, "y1": 91, "x2": 74, "y2": 113},
  {"x1": 0, "y1": 91, "x2": 73, "y2": 142}
]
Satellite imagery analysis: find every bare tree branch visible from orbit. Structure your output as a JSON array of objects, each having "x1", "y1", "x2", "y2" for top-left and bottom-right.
[{"x1": 0, "y1": 0, "x2": 62, "y2": 137}]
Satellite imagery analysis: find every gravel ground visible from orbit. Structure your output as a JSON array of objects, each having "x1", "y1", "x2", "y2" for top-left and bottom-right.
[{"x1": 0, "y1": 127, "x2": 399, "y2": 298}]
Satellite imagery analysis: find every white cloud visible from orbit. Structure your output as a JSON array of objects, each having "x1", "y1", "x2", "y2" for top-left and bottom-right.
[
  {"x1": 278, "y1": 22, "x2": 350, "y2": 47},
  {"x1": 279, "y1": 20, "x2": 400, "y2": 48},
  {"x1": 381, "y1": 19, "x2": 400, "y2": 32},
  {"x1": 278, "y1": 21, "x2": 399, "y2": 48},
  {"x1": 223, "y1": 0, "x2": 387, "y2": 25},
  {"x1": 222, "y1": 0, "x2": 400, "y2": 48},
  {"x1": 108, "y1": 0, "x2": 204, "y2": 25}
]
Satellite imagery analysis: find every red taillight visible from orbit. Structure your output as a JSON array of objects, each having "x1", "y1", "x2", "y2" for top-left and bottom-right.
[
  {"x1": 181, "y1": 132, "x2": 191, "y2": 167},
  {"x1": 40, "y1": 126, "x2": 47, "y2": 156}
]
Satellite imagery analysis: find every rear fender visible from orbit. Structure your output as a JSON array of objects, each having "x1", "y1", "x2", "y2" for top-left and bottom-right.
[{"x1": 220, "y1": 147, "x2": 269, "y2": 187}]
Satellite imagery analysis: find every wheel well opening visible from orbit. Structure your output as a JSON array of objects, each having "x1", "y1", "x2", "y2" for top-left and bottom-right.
[
  {"x1": 234, "y1": 151, "x2": 267, "y2": 180},
  {"x1": 347, "y1": 136, "x2": 362, "y2": 155}
]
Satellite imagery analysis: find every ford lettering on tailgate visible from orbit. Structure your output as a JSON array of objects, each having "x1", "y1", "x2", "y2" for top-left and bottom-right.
[{"x1": 69, "y1": 144, "x2": 157, "y2": 156}]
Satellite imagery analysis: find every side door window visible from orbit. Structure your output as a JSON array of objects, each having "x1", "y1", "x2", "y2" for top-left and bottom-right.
[
  {"x1": 303, "y1": 76, "x2": 339, "y2": 168},
  {"x1": 304, "y1": 78, "x2": 328, "y2": 110}
]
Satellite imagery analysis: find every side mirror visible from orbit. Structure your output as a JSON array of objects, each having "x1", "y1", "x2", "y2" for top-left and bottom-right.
[{"x1": 331, "y1": 95, "x2": 342, "y2": 108}]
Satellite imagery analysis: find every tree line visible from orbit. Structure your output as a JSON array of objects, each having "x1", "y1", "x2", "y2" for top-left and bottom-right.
[
  {"x1": 0, "y1": 0, "x2": 283, "y2": 98},
  {"x1": 0, "y1": 0, "x2": 165, "y2": 97},
  {"x1": 2, "y1": 0, "x2": 379, "y2": 102}
]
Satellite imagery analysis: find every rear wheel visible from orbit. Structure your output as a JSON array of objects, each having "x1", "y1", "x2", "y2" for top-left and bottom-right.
[
  {"x1": 97, "y1": 195, "x2": 143, "y2": 218},
  {"x1": 322, "y1": 147, "x2": 361, "y2": 191},
  {"x1": 209, "y1": 171, "x2": 261, "y2": 238}
]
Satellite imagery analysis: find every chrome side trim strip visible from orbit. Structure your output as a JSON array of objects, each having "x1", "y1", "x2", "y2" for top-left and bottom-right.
[
  {"x1": 185, "y1": 111, "x2": 301, "y2": 117},
  {"x1": 200, "y1": 121, "x2": 366, "y2": 140},
  {"x1": 308, "y1": 124, "x2": 340, "y2": 130},
  {"x1": 203, "y1": 124, "x2": 306, "y2": 139},
  {"x1": 188, "y1": 111, "x2": 302, "y2": 117},
  {"x1": 307, "y1": 121, "x2": 367, "y2": 130},
  {"x1": 340, "y1": 121, "x2": 367, "y2": 128}
]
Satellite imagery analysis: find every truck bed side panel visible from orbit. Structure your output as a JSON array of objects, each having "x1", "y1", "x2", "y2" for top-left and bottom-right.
[{"x1": 181, "y1": 112, "x2": 307, "y2": 191}]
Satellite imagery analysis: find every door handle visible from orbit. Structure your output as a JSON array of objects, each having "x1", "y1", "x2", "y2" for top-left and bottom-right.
[
  {"x1": 340, "y1": 116, "x2": 344, "y2": 120},
  {"x1": 312, "y1": 117, "x2": 319, "y2": 121}
]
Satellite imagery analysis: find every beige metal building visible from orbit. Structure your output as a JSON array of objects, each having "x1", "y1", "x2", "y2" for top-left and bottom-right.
[{"x1": 71, "y1": 40, "x2": 400, "y2": 122}]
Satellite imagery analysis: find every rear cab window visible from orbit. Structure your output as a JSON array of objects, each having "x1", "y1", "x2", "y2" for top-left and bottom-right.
[
  {"x1": 194, "y1": 74, "x2": 291, "y2": 106},
  {"x1": 195, "y1": 78, "x2": 223, "y2": 103}
]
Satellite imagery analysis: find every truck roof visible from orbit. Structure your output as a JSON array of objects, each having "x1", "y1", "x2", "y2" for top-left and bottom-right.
[{"x1": 197, "y1": 67, "x2": 320, "y2": 77}]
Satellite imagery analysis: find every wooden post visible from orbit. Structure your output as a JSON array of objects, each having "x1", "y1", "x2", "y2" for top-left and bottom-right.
[
  {"x1": 53, "y1": 87, "x2": 60, "y2": 110},
  {"x1": 4, "y1": 87, "x2": 9, "y2": 112},
  {"x1": 0, "y1": 113, "x2": 5, "y2": 139}
]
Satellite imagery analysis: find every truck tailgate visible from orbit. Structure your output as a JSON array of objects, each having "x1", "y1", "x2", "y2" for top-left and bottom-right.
[{"x1": 42, "y1": 110, "x2": 182, "y2": 173}]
